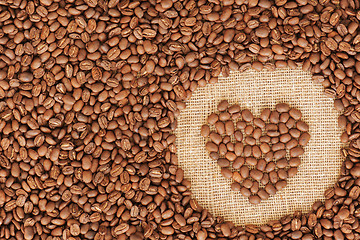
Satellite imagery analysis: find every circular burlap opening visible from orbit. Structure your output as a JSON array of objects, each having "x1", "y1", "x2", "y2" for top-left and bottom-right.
[{"x1": 175, "y1": 67, "x2": 344, "y2": 226}]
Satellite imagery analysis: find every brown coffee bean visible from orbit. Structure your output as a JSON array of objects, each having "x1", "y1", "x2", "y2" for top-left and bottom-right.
[
  {"x1": 233, "y1": 157, "x2": 245, "y2": 169},
  {"x1": 296, "y1": 121, "x2": 309, "y2": 132},
  {"x1": 289, "y1": 129, "x2": 301, "y2": 138},
  {"x1": 277, "y1": 169, "x2": 288, "y2": 180},
  {"x1": 217, "y1": 158, "x2": 230, "y2": 167},
  {"x1": 245, "y1": 136, "x2": 256, "y2": 145},
  {"x1": 234, "y1": 131, "x2": 243, "y2": 142},
  {"x1": 206, "y1": 142, "x2": 218, "y2": 152},
  {"x1": 286, "y1": 139, "x2": 299, "y2": 149},
  {"x1": 255, "y1": 26, "x2": 270, "y2": 38},
  {"x1": 289, "y1": 108, "x2": 302, "y2": 120},
  {"x1": 232, "y1": 171, "x2": 242, "y2": 182},
  {"x1": 253, "y1": 128, "x2": 262, "y2": 139},
  {"x1": 289, "y1": 157, "x2": 301, "y2": 167},
  {"x1": 219, "y1": 112, "x2": 231, "y2": 121},
  {"x1": 209, "y1": 132, "x2": 222, "y2": 145},
  {"x1": 249, "y1": 195, "x2": 261, "y2": 205},
  {"x1": 286, "y1": 118, "x2": 296, "y2": 129},
  {"x1": 215, "y1": 121, "x2": 226, "y2": 135},
  {"x1": 218, "y1": 100, "x2": 229, "y2": 111},
  {"x1": 225, "y1": 152, "x2": 237, "y2": 161},
  {"x1": 225, "y1": 120, "x2": 235, "y2": 135},
  {"x1": 350, "y1": 165, "x2": 360, "y2": 177},
  {"x1": 242, "y1": 109, "x2": 254, "y2": 122},
  {"x1": 220, "y1": 223, "x2": 231, "y2": 237},
  {"x1": 70, "y1": 224, "x2": 81, "y2": 236},
  {"x1": 275, "y1": 180, "x2": 287, "y2": 191},
  {"x1": 260, "y1": 142, "x2": 271, "y2": 153},
  {"x1": 24, "y1": 227, "x2": 34, "y2": 240},
  {"x1": 260, "y1": 108, "x2": 271, "y2": 121},
  {"x1": 240, "y1": 165, "x2": 250, "y2": 179},
  {"x1": 231, "y1": 182, "x2": 241, "y2": 191},
  {"x1": 201, "y1": 125, "x2": 210, "y2": 137},
  {"x1": 265, "y1": 184, "x2": 277, "y2": 195},
  {"x1": 299, "y1": 132, "x2": 311, "y2": 146},
  {"x1": 269, "y1": 111, "x2": 280, "y2": 124},
  {"x1": 280, "y1": 113, "x2": 290, "y2": 123},
  {"x1": 240, "y1": 187, "x2": 251, "y2": 198},
  {"x1": 244, "y1": 125, "x2": 254, "y2": 135},
  {"x1": 246, "y1": 157, "x2": 258, "y2": 166},
  {"x1": 237, "y1": 121, "x2": 247, "y2": 130},
  {"x1": 18, "y1": 72, "x2": 34, "y2": 82},
  {"x1": 207, "y1": 113, "x2": 219, "y2": 124},
  {"x1": 276, "y1": 159, "x2": 288, "y2": 168},
  {"x1": 221, "y1": 168, "x2": 233, "y2": 179},
  {"x1": 290, "y1": 147, "x2": 304, "y2": 157},
  {"x1": 161, "y1": 226, "x2": 174, "y2": 235},
  {"x1": 250, "y1": 169, "x2": 263, "y2": 181},
  {"x1": 229, "y1": 104, "x2": 241, "y2": 114},
  {"x1": 254, "y1": 118, "x2": 266, "y2": 128},
  {"x1": 276, "y1": 103, "x2": 290, "y2": 113}
]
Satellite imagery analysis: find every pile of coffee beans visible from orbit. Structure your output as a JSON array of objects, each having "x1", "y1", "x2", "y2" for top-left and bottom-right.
[
  {"x1": 0, "y1": 0, "x2": 360, "y2": 239},
  {"x1": 201, "y1": 101, "x2": 310, "y2": 204}
]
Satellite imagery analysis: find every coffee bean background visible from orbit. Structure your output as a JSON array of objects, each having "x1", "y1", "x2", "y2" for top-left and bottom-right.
[{"x1": 0, "y1": 0, "x2": 359, "y2": 239}]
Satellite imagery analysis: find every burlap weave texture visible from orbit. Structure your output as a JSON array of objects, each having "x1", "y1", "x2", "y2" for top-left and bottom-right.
[{"x1": 175, "y1": 68, "x2": 343, "y2": 226}]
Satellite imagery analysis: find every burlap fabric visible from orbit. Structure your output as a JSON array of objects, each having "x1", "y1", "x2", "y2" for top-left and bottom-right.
[{"x1": 175, "y1": 68, "x2": 343, "y2": 226}]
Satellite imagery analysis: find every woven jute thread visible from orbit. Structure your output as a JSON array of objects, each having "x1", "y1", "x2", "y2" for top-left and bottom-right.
[{"x1": 175, "y1": 68, "x2": 344, "y2": 226}]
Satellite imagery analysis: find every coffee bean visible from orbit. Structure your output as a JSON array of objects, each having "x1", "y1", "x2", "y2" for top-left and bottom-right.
[
  {"x1": 242, "y1": 109, "x2": 254, "y2": 122},
  {"x1": 209, "y1": 132, "x2": 222, "y2": 145},
  {"x1": 221, "y1": 223, "x2": 231, "y2": 237},
  {"x1": 254, "y1": 118, "x2": 266, "y2": 128},
  {"x1": 296, "y1": 121, "x2": 310, "y2": 132},
  {"x1": 250, "y1": 169, "x2": 263, "y2": 181},
  {"x1": 231, "y1": 182, "x2": 241, "y2": 191},
  {"x1": 289, "y1": 108, "x2": 302, "y2": 120},
  {"x1": 265, "y1": 184, "x2": 277, "y2": 195},
  {"x1": 221, "y1": 168, "x2": 233, "y2": 179},
  {"x1": 287, "y1": 167, "x2": 298, "y2": 178},
  {"x1": 206, "y1": 142, "x2": 218, "y2": 152},
  {"x1": 201, "y1": 125, "x2": 211, "y2": 137},
  {"x1": 218, "y1": 100, "x2": 229, "y2": 111},
  {"x1": 24, "y1": 227, "x2": 34, "y2": 240},
  {"x1": 299, "y1": 132, "x2": 311, "y2": 146},
  {"x1": 276, "y1": 103, "x2": 290, "y2": 113},
  {"x1": 290, "y1": 147, "x2": 304, "y2": 157},
  {"x1": 289, "y1": 157, "x2": 301, "y2": 167},
  {"x1": 229, "y1": 104, "x2": 241, "y2": 114},
  {"x1": 260, "y1": 108, "x2": 271, "y2": 121},
  {"x1": 225, "y1": 120, "x2": 235, "y2": 135},
  {"x1": 350, "y1": 165, "x2": 360, "y2": 177},
  {"x1": 215, "y1": 121, "x2": 226, "y2": 135},
  {"x1": 269, "y1": 111, "x2": 280, "y2": 124},
  {"x1": 240, "y1": 187, "x2": 251, "y2": 198},
  {"x1": 249, "y1": 195, "x2": 261, "y2": 205},
  {"x1": 275, "y1": 180, "x2": 287, "y2": 191},
  {"x1": 255, "y1": 26, "x2": 270, "y2": 38},
  {"x1": 207, "y1": 113, "x2": 219, "y2": 125},
  {"x1": 233, "y1": 157, "x2": 245, "y2": 169},
  {"x1": 218, "y1": 158, "x2": 230, "y2": 168}
]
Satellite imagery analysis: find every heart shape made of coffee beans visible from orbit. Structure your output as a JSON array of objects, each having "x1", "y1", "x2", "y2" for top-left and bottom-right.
[{"x1": 201, "y1": 101, "x2": 311, "y2": 205}]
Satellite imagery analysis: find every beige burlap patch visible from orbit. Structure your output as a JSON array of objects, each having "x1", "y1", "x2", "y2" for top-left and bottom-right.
[{"x1": 175, "y1": 68, "x2": 344, "y2": 226}]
